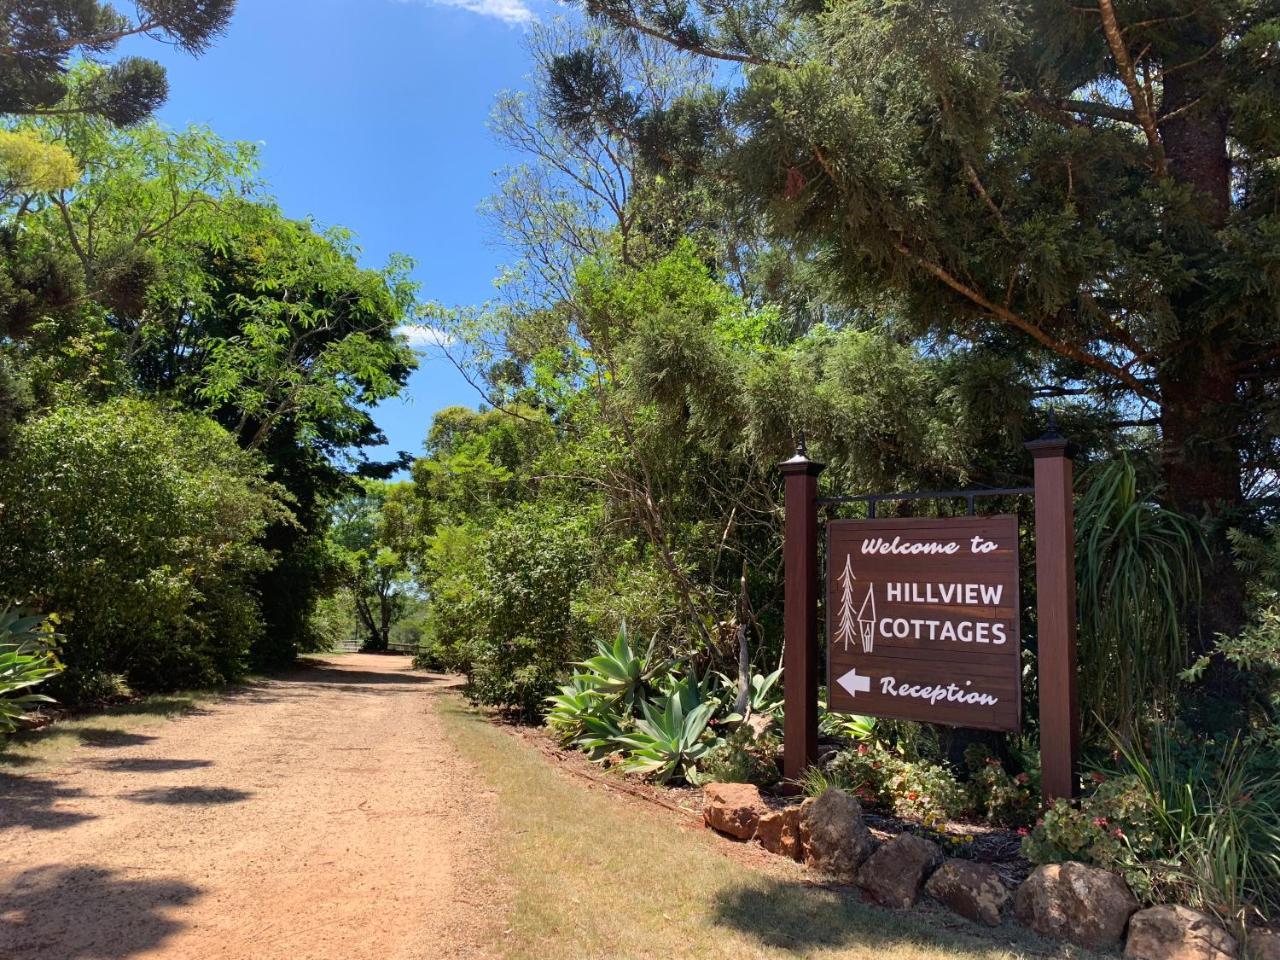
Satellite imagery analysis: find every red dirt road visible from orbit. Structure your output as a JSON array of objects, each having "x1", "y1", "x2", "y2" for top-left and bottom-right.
[{"x1": 0, "y1": 655, "x2": 498, "y2": 960}]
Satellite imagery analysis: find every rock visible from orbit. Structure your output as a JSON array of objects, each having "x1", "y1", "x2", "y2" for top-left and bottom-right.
[
  {"x1": 703, "y1": 782, "x2": 769, "y2": 840},
  {"x1": 1125, "y1": 906, "x2": 1238, "y2": 960},
  {"x1": 1014, "y1": 862, "x2": 1139, "y2": 949},
  {"x1": 925, "y1": 858, "x2": 1011, "y2": 926},
  {"x1": 745, "y1": 712, "x2": 775, "y2": 740},
  {"x1": 798, "y1": 788, "x2": 874, "y2": 881},
  {"x1": 756, "y1": 806, "x2": 803, "y2": 860},
  {"x1": 1248, "y1": 930, "x2": 1280, "y2": 960},
  {"x1": 856, "y1": 832, "x2": 943, "y2": 909}
]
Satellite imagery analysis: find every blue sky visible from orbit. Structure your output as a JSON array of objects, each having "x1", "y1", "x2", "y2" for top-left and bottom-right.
[{"x1": 121, "y1": 0, "x2": 548, "y2": 465}]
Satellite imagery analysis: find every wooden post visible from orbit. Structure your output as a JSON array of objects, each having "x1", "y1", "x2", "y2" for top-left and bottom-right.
[
  {"x1": 1026, "y1": 423, "x2": 1080, "y2": 804},
  {"x1": 781, "y1": 443, "x2": 824, "y2": 782}
]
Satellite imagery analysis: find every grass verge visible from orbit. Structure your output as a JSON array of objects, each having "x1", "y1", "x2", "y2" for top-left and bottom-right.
[{"x1": 439, "y1": 697, "x2": 1099, "y2": 960}]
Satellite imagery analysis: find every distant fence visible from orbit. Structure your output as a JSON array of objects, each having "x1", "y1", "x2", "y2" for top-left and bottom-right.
[{"x1": 328, "y1": 638, "x2": 418, "y2": 655}]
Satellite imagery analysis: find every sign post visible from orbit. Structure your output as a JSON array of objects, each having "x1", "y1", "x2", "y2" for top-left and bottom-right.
[
  {"x1": 780, "y1": 444, "x2": 823, "y2": 782},
  {"x1": 1026, "y1": 426, "x2": 1079, "y2": 802}
]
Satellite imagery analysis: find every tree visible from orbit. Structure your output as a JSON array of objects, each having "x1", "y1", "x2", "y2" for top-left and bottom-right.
[
  {"x1": 329, "y1": 481, "x2": 417, "y2": 652},
  {"x1": 0, "y1": 0, "x2": 236, "y2": 124},
  {"x1": 2, "y1": 110, "x2": 418, "y2": 665},
  {"x1": 552, "y1": 0, "x2": 1280, "y2": 668}
]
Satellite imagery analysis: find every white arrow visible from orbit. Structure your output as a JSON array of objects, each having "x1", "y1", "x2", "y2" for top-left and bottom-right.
[{"x1": 836, "y1": 668, "x2": 872, "y2": 698}]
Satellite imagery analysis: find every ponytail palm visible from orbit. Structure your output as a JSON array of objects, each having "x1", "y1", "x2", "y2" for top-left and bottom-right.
[{"x1": 1075, "y1": 457, "x2": 1202, "y2": 739}]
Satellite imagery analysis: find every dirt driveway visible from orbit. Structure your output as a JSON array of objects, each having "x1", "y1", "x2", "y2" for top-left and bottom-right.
[{"x1": 0, "y1": 655, "x2": 498, "y2": 960}]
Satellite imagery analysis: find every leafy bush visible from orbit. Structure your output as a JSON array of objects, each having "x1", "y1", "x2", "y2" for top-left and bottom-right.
[
  {"x1": 0, "y1": 606, "x2": 61, "y2": 732},
  {"x1": 699, "y1": 725, "x2": 779, "y2": 786},
  {"x1": 0, "y1": 399, "x2": 291, "y2": 699},
  {"x1": 963, "y1": 744, "x2": 1036, "y2": 827},
  {"x1": 453, "y1": 503, "x2": 594, "y2": 717},
  {"x1": 1023, "y1": 727, "x2": 1280, "y2": 929},
  {"x1": 830, "y1": 741, "x2": 967, "y2": 828}
]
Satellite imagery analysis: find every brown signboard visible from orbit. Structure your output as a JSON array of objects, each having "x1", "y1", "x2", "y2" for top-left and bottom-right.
[{"x1": 826, "y1": 515, "x2": 1021, "y2": 731}]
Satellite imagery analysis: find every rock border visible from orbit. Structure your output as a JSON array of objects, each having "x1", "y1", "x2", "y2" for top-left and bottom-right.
[{"x1": 703, "y1": 784, "x2": 1252, "y2": 956}]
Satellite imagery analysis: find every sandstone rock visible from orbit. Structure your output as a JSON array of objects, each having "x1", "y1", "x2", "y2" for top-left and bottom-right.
[
  {"x1": 745, "y1": 712, "x2": 776, "y2": 740},
  {"x1": 856, "y1": 831, "x2": 943, "y2": 909},
  {"x1": 1014, "y1": 862, "x2": 1139, "y2": 949},
  {"x1": 1125, "y1": 906, "x2": 1238, "y2": 960},
  {"x1": 756, "y1": 806, "x2": 802, "y2": 860},
  {"x1": 1247, "y1": 930, "x2": 1280, "y2": 960},
  {"x1": 798, "y1": 788, "x2": 873, "y2": 881},
  {"x1": 925, "y1": 858, "x2": 1010, "y2": 926},
  {"x1": 703, "y1": 782, "x2": 769, "y2": 840}
]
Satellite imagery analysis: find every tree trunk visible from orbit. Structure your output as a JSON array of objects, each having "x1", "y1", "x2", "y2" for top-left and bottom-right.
[{"x1": 1153, "y1": 63, "x2": 1249, "y2": 728}]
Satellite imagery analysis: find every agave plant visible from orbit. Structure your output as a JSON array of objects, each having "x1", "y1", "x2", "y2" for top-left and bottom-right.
[
  {"x1": 614, "y1": 675, "x2": 718, "y2": 784},
  {"x1": 574, "y1": 624, "x2": 665, "y2": 712},
  {"x1": 818, "y1": 692, "x2": 878, "y2": 742},
  {"x1": 716, "y1": 667, "x2": 783, "y2": 723},
  {"x1": 0, "y1": 606, "x2": 62, "y2": 734},
  {"x1": 545, "y1": 674, "x2": 608, "y2": 743}
]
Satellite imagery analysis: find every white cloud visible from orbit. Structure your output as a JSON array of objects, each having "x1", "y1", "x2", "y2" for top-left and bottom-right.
[
  {"x1": 397, "y1": 324, "x2": 456, "y2": 349},
  {"x1": 397, "y1": 0, "x2": 535, "y2": 25}
]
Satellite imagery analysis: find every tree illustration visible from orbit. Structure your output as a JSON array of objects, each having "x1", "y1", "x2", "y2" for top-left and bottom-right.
[{"x1": 834, "y1": 554, "x2": 858, "y2": 651}]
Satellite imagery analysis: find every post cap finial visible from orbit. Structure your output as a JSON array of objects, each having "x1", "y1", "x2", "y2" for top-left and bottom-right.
[
  {"x1": 1025, "y1": 404, "x2": 1074, "y2": 458},
  {"x1": 1043, "y1": 405, "x2": 1062, "y2": 440},
  {"x1": 780, "y1": 429, "x2": 825, "y2": 474}
]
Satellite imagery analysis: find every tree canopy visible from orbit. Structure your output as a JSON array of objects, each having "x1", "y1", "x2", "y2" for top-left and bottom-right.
[{"x1": 0, "y1": 0, "x2": 236, "y2": 124}]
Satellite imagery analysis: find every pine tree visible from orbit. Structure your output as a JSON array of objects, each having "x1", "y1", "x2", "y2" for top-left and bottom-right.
[
  {"x1": 550, "y1": 0, "x2": 1280, "y2": 687},
  {"x1": 0, "y1": 1, "x2": 236, "y2": 124}
]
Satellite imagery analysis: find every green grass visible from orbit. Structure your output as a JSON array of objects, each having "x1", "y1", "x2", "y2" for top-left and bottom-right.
[
  {"x1": 0, "y1": 690, "x2": 224, "y2": 770},
  {"x1": 438, "y1": 698, "x2": 1100, "y2": 960}
]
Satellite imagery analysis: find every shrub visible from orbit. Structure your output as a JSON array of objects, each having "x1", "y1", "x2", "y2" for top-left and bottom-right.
[
  {"x1": 0, "y1": 399, "x2": 291, "y2": 699},
  {"x1": 963, "y1": 744, "x2": 1037, "y2": 827},
  {"x1": 1023, "y1": 727, "x2": 1280, "y2": 929},
  {"x1": 830, "y1": 741, "x2": 967, "y2": 827},
  {"x1": 1075, "y1": 456, "x2": 1202, "y2": 738},
  {"x1": 455, "y1": 503, "x2": 594, "y2": 717},
  {"x1": 699, "y1": 725, "x2": 779, "y2": 786}
]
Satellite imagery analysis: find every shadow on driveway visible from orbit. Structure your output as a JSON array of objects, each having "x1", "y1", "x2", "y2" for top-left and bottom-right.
[
  {"x1": 0, "y1": 773, "x2": 95, "y2": 832},
  {"x1": 0, "y1": 865, "x2": 200, "y2": 959}
]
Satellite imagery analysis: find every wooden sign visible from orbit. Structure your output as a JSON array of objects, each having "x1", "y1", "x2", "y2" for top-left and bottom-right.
[{"x1": 825, "y1": 515, "x2": 1021, "y2": 731}]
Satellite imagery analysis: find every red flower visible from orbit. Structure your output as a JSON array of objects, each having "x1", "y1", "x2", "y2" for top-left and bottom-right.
[
  {"x1": 1093, "y1": 817, "x2": 1109, "y2": 827},
  {"x1": 1112, "y1": 828, "x2": 1126, "y2": 839},
  {"x1": 1017, "y1": 827, "x2": 1030, "y2": 837},
  {"x1": 857, "y1": 744, "x2": 869, "y2": 756},
  {"x1": 906, "y1": 791, "x2": 919, "y2": 801},
  {"x1": 1090, "y1": 771, "x2": 1107, "y2": 783}
]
